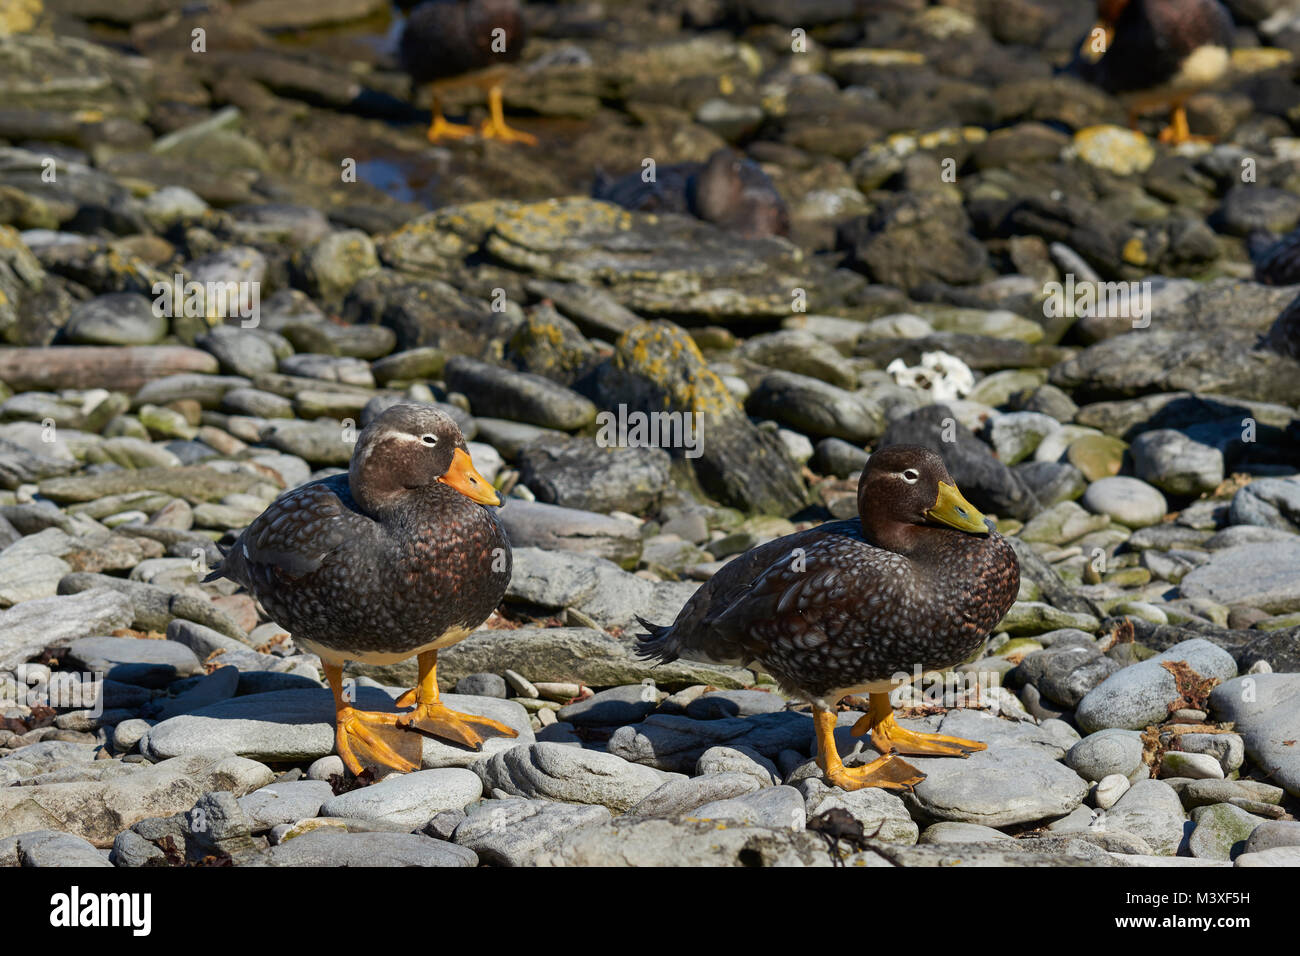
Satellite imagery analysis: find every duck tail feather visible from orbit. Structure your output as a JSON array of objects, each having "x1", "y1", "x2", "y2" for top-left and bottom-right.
[{"x1": 634, "y1": 615, "x2": 679, "y2": 664}]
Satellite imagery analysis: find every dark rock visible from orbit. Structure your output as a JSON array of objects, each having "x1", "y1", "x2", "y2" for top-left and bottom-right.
[
  {"x1": 596, "y1": 321, "x2": 807, "y2": 515},
  {"x1": 1017, "y1": 644, "x2": 1122, "y2": 708},
  {"x1": 813, "y1": 437, "x2": 869, "y2": 478},
  {"x1": 747, "y1": 371, "x2": 885, "y2": 443},
  {"x1": 856, "y1": 333, "x2": 1069, "y2": 371},
  {"x1": 837, "y1": 192, "x2": 989, "y2": 292},
  {"x1": 445, "y1": 356, "x2": 596, "y2": 431},
  {"x1": 556, "y1": 685, "x2": 658, "y2": 727},
  {"x1": 516, "y1": 435, "x2": 671, "y2": 514}
]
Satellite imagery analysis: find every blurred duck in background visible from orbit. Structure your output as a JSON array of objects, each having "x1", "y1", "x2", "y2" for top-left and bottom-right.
[
  {"x1": 1070, "y1": 0, "x2": 1235, "y2": 145},
  {"x1": 399, "y1": 0, "x2": 536, "y2": 144}
]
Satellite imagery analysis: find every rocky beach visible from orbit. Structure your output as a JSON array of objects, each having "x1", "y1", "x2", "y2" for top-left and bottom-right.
[{"x1": 1, "y1": 0, "x2": 1300, "y2": 870}]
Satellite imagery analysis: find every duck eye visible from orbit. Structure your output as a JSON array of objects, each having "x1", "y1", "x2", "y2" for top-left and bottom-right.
[
  {"x1": 421, "y1": 434, "x2": 438, "y2": 446},
  {"x1": 901, "y1": 469, "x2": 919, "y2": 483}
]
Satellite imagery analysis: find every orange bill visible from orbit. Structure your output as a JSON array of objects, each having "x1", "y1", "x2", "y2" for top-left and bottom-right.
[{"x1": 438, "y1": 447, "x2": 500, "y2": 505}]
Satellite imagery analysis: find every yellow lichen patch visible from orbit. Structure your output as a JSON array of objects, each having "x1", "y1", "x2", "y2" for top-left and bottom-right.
[
  {"x1": 829, "y1": 49, "x2": 926, "y2": 69},
  {"x1": 0, "y1": 0, "x2": 41, "y2": 36},
  {"x1": 1068, "y1": 125, "x2": 1156, "y2": 177},
  {"x1": 1232, "y1": 47, "x2": 1292, "y2": 74},
  {"x1": 1122, "y1": 236, "x2": 1149, "y2": 267}
]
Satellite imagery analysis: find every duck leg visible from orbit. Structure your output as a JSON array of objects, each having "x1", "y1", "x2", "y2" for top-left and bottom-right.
[
  {"x1": 813, "y1": 706, "x2": 925, "y2": 792},
  {"x1": 426, "y1": 92, "x2": 476, "y2": 143},
  {"x1": 324, "y1": 662, "x2": 422, "y2": 776},
  {"x1": 850, "y1": 692, "x2": 986, "y2": 757},
  {"x1": 1157, "y1": 101, "x2": 1211, "y2": 146},
  {"x1": 395, "y1": 650, "x2": 518, "y2": 749},
  {"x1": 478, "y1": 82, "x2": 537, "y2": 145}
]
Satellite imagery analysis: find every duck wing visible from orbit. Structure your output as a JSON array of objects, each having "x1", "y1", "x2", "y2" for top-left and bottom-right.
[
  {"x1": 709, "y1": 531, "x2": 904, "y2": 648},
  {"x1": 638, "y1": 521, "x2": 891, "y2": 664},
  {"x1": 206, "y1": 475, "x2": 371, "y2": 593}
]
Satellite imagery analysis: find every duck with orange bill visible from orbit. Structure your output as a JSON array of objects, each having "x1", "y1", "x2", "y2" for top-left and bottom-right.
[{"x1": 205, "y1": 403, "x2": 514, "y2": 776}]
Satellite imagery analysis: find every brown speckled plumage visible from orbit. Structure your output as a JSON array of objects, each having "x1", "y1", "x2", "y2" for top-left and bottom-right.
[
  {"x1": 637, "y1": 445, "x2": 1019, "y2": 701},
  {"x1": 208, "y1": 404, "x2": 510, "y2": 664}
]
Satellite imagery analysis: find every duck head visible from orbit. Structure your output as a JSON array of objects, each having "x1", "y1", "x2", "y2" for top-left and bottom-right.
[
  {"x1": 857, "y1": 444, "x2": 989, "y2": 551},
  {"x1": 350, "y1": 403, "x2": 500, "y2": 514}
]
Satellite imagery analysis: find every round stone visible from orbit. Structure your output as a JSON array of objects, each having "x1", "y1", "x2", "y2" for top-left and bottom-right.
[{"x1": 1081, "y1": 476, "x2": 1167, "y2": 528}]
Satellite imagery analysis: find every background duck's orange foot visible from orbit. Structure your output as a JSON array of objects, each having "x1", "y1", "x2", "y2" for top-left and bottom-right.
[
  {"x1": 427, "y1": 115, "x2": 476, "y2": 143},
  {"x1": 397, "y1": 702, "x2": 518, "y2": 750},
  {"x1": 1156, "y1": 106, "x2": 1213, "y2": 146},
  {"x1": 336, "y1": 708, "x2": 422, "y2": 776},
  {"x1": 823, "y1": 754, "x2": 925, "y2": 792},
  {"x1": 479, "y1": 116, "x2": 537, "y2": 145}
]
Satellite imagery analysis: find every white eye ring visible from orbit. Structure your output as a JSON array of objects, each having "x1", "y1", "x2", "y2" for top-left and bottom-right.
[
  {"x1": 901, "y1": 469, "x2": 920, "y2": 484},
  {"x1": 421, "y1": 434, "x2": 438, "y2": 446}
]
